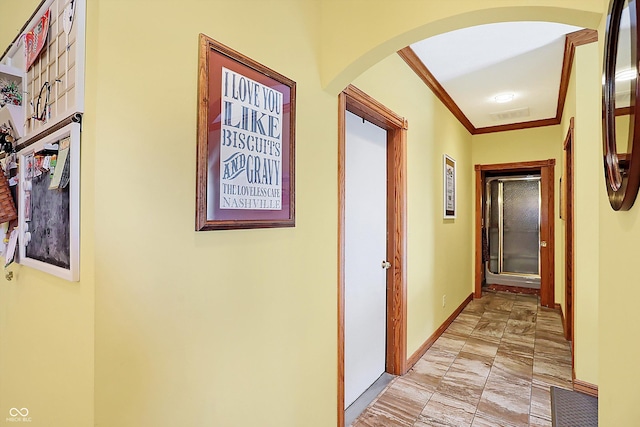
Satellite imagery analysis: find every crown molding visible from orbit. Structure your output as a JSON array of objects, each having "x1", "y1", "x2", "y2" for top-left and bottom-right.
[{"x1": 398, "y1": 28, "x2": 598, "y2": 135}]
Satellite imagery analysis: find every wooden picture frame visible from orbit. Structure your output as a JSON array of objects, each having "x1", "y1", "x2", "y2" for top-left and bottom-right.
[
  {"x1": 196, "y1": 34, "x2": 296, "y2": 230},
  {"x1": 443, "y1": 154, "x2": 456, "y2": 218}
]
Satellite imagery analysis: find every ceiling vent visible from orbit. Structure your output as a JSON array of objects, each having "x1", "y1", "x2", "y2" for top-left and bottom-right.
[{"x1": 490, "y1": 107, "x2": 530, "y2": 121}]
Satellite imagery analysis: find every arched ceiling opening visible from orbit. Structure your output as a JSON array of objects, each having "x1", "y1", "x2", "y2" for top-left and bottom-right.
[{"x1": 320, "y1": 2, "x2": 605, "y2": 95}]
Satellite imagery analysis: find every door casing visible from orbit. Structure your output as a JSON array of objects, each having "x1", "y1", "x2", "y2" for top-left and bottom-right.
[
  {"x1": 474, "y1": 159, "x2": 556, "y2": 307},
  {"x1": 563, "y1": 118, "x2": 575, "y2": 370},
  {"x1": 338, "y1": 85, "x2": 408, "y2": 427}
]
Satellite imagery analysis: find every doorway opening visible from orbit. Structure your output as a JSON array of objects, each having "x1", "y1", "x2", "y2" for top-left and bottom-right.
[
  {"x1": 338, "y1": 85, "x2": 408, "y2": 427},
  {"x1": 484, "y1": 174, "x2": 543, "y2": 293},
  {"x1": 475, "y1": 160, "x2": 556, "y2": 307}
]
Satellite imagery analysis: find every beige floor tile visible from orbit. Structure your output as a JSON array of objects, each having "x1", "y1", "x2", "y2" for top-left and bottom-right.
[
  {"x1": 497, "y1": 335, "x2": 534, "y2": 358},
  {"x1": 436, "y1": 352, "x2": 492, "y2": 405},
  {"x1": 460, "y1": 335, "x2": 500, "y2": 359},
  {"x1": 405, "y1": 358, "x2": 449, "y2": 393},
  {"x1": 492, "y1": 350, "x2": 534, "y2": 382},
  {"x1": 532, "y1": 354, "x2": 573, "y2": 389},
  {"x1": 351, "y1": 407, "x2": 413, "y2": 427},
  {"x1": 349, "y1": 291, "x2": 574, "y2": 427},
  {"x1": 462, "y1": 300, "x2": 487, "y2": 315},
  {"x1": 508, "y1": 305, "x2": 537, "y2": 322},
  {"x1": 430, "y1": 332, "x2": 467, "y2": 354},
  {"x1": 479, "y1": 310, "x2": 511, "y2": 322},
  {"x1": 446, "y1": 317, "x2": 479, "y2": 338},
  {"x1": 416, "y1": 392, "x2": 476, "y2": 427},
  {"x1": 529, "y1": 415, "x2": 553, "y2": 427},
  {"x1": 471, "y1": 318, "x2": 507, "y2": 340},
  {"x1": 470, "y1": 412, "x2": 518, "y2": 427},
  {"x1": 354, "y1": 377, "x2": 431, "y2": 426},
  {"x1": 476, "y1": 370, "x2": 531, "y2": 427},
  {"x1": 504, "y1": 319, "x2": 536, "y2": 336},
  {"x1": 530, "y1": 381, "x2": 552, "y2": 421}
]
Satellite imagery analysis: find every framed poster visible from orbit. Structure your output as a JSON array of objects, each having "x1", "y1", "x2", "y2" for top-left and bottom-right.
[
  {"x1": 443, "y1": 154, "x2": 456, "y2": 219},
  {"x1": 196, "y1": 34, "x2": 296, "y2": 230}
]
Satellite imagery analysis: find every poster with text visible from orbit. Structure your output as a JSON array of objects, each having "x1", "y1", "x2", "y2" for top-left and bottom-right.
[{"x1": 219, "y1": 68, "x2": 282, "y2": 211}]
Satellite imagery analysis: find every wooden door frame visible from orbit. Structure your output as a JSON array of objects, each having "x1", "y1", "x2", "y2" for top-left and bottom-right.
[
  {"x1": 338, "y1": 85, "x2": 408, "y2": 427},
  {"x1": 563, "y1": 118, "x2": 575, "y2": 363},
  {"x1": 474, "y1": 159, "x2": 556, "y2": 307}
]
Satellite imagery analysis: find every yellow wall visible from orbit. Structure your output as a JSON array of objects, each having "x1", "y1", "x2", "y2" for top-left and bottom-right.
[
  {"x1": 559, "y1": 39, "x2": 602, "y2": 388},
  {"x1": 0, "y1": 1, "x2": 37, "y2": 48},
  {"x1": 596, "y1": 3, "x2": 640, "y2": 424},
  {"x1": 0, "y1": 1, "x2": 95, "y2": 427},
  {"x1": 352, "y1": 53, "x2": 473, "y2": 356},
  {"x1": 570, "y1": 42, "x2": 601, "y2": 387},
  {"x1": 599, "y1": 167, "x2": 640, "y2": 425},
  {"x1": 92, "y1": 1, "x2": 337, "y2": 426}
]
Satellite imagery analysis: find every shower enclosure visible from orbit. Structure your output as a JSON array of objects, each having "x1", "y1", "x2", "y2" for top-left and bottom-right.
[{"x1": 485, "y1": 176, "x2": 541, "y2": 289}]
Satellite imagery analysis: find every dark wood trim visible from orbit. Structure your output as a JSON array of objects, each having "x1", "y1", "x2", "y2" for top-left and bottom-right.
[
  {"x1": 474, "y1": 160, "x2": 556, "y2": 308},
  {"x1": 615, "y1": 106, "x2": 633, "y2": 116},
  {"x1": 397, "y1": 47, "x2": 475, "y2": 133},
  {"x1": 475, "y1": 159, "x2": 555, "y2": 173},
  {"x1": 557, "y1": 30, "x2": 599, "y2": 121},
  {"x1": 555, "y1": 303, "x2": 566, "y2": 333},
  {"x1": 564, "y1": 118, "x2": 575, "y2": 353},
  {"x1": 566, "y1": 28, "x2": 599, "y2": 47},
  {"x1": 540, "y1": 164, "x2": 555, "y2": 308},
  {"x1": 338, "y1": 85, "x2": 408, "y2": 427},
  {"x1": 474, "y1": 166, "x2": 483, "y2": 299},
  {"x1": 398, "y1": 29, "x2": 597, "y2": 135},
  {"x1": 386, "y1": 112, "x2": 408, "y2": 376},
  {"x1": 474, "y1": 118, "x2": 560, "y2": 135},
  {"x1": 573, "y1": 379, "x2": 599, "y2": 397},
  {"x1": 406, "y1": 293, "x2": 473, "y2": 368},
  {"x1": 343, "y1": 85, "x2": 407, "y2": 130},
  {"x1": 337, "y1": 92, "x2": 347, "y2": 427}
]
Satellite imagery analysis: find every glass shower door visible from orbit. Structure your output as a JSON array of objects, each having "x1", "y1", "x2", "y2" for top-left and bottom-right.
[
  {"x1": 485, "y1": 176, "x2": 541, "y2": 286},
  {"x1": 501, "y1": 179, "x2": 540, "y2": 275}
]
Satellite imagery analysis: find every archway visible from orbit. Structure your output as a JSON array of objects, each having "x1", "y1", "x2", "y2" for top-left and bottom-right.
[{"x1": 319, "y1": 3, "x2": 603, "y2": 93}]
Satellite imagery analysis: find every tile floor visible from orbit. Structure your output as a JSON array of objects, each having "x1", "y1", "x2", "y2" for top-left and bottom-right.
[{"x1": 350, "y1": 290, "x2": 573, "y2": 427}]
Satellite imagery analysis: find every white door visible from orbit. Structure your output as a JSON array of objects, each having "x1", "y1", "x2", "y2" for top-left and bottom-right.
[{"x1": 344, "y1": 110, "x2": 388, "y2": 408}]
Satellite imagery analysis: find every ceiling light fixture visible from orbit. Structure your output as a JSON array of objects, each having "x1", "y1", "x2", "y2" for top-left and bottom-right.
[
  {"x1": 615, "y1": 68, "x2": 637, "y2": 82},
  {"x1": 494, "y1": 93, "x2": 515, "y2": 103}
]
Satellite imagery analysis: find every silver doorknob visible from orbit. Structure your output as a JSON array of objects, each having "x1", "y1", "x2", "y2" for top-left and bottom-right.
[
  {"x1": 381, "y1": 260, "x2": 391, "y2": 270},
  {"x1": 540, "y1": 241, "x2": 547, "y2": 247}
]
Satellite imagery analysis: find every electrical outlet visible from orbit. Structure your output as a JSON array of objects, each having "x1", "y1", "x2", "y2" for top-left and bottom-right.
[{"x1": 442, "y1": 295, "x2": 446, "y2": 308}]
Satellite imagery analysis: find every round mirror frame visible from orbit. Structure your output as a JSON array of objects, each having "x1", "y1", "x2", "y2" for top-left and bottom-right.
[{"x1": 603, "y1": 0, "x2": 640, "y2": 210}]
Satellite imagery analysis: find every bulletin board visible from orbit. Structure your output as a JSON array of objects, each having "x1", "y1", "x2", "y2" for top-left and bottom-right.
[
  {"x1": 1, "y1": 0, "x2": 85, "y2": 141},
  {"x1": 0, "y1": 0, "x2": 85, "y2": 280},
  {"x1": 17, "y1": 122, "x2": 80, "y2": 281}
]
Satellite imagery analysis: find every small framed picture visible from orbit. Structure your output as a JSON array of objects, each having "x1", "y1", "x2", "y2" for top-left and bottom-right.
[{"x1": 443, "y1": 154, "x2": 456, "y2": 219}]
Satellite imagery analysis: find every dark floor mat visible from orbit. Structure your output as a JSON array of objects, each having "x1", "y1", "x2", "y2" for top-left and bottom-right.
[{"x1": 550, "y1": 386, "x2": 598, "y2": 427}]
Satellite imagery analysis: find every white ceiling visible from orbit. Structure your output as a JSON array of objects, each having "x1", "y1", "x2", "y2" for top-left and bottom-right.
[{"x1": 410, "y1": 22, "x2": 583, "y2": 129}]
